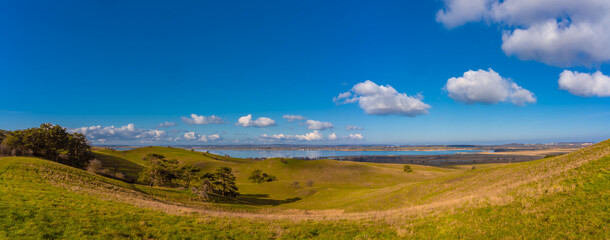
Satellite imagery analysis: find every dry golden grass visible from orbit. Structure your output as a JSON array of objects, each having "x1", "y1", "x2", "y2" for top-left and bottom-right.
[
  {"x1": 479, "y1": 148, "x2": 580, "y2": 156},
  {"x1": 22, "y1": 139, "x2": 609, "y2": 224}
]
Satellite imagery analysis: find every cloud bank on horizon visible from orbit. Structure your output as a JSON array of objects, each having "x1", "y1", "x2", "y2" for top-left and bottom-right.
[{"x1": 70, "y1": 124, "x2": 167, "y2": 144}]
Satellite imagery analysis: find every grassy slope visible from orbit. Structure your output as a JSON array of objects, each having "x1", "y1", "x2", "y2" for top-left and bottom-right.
[
  {"x1": 1, "y1": 139, "x2": 608, "y2": 239},
  {"x1": 0, "y1": 157, "x2": 396, "y2": 239},
  {"x1": 95, "y1": 147, "x2": 481, "y2": 211},
  {"x1": 93, "y1": 147, "x2": 254, "y2": 181}
]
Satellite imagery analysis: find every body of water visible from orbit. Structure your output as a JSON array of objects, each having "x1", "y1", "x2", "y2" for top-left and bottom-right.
[{"x1": 194, "y1": 149, "x2": 487, "y2": 159}]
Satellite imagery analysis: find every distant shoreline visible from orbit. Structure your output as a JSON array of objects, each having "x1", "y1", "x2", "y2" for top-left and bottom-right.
[{"x1": 94, "y1": 143, "x2": 589, "y2": 152}]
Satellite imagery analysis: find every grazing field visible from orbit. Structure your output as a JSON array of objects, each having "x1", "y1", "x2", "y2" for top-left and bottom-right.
[{"x1": 1, "y1": 140, "x2": 608, "y2": 239}]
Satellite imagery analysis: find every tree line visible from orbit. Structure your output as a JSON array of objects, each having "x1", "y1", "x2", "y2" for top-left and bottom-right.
[{"x1": 0, "y1": 124, "x2": 93, "y2": 167}]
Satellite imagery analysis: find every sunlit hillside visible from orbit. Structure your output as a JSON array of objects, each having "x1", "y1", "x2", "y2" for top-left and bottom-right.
[{"x1": 1, "y1": 140, "x2": 608, "y2": 238}]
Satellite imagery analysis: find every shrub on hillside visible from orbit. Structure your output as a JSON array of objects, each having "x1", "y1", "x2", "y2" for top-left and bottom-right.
[
  {"x1": 403, "y1": 165, "x2": 413, "y2": 173},
  {"x1": 86, "y1": 159, "x2": 103, "y2": 173},
  {"x1": 248, "y1": 169, "x2": 277, "y2": 183},
  {"x1": 305, "y1": 180, "x2": 314, "y2": 187}
]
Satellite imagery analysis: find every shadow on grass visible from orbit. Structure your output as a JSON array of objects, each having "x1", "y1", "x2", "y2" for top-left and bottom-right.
[
  {"x1": 93, "y1": 152, "x2": 145, "y2": 180},
  {"x1": 237, "y1": 194, "x2": 301, "y2": 206}
]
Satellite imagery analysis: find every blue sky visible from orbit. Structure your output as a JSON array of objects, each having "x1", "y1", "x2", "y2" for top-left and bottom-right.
[{"x1": 1, "y1": 0, "x2": 609, "y2": 145}]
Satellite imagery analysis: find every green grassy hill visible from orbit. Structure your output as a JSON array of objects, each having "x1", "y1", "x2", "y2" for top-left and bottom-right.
[
  {"x1": 94, "y1": 147, "x2": 484, "y2": 211},
  {"x1": 1, "y1": 140, "x2": 609, "y2": 239}
]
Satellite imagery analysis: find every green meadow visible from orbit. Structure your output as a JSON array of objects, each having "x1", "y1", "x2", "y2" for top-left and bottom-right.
[{"x1": 1, "y1": 140, "x2": 609, "y2": 239}]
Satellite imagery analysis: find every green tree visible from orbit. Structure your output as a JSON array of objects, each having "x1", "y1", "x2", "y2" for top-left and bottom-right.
[
  {"x1": 248, "y1": 169, "x2": 277, "y2": 183},
  {"x1": 0, "y1": 130, "x2": 7, "y2": 145},
  {"x1": 180, "y1": 165, "x2": 201, "y2": 188},
  {"x1": 191, "y1": 172, "x2": 216, "y2": 200},
  {"x1": 0, "y1": 124, "x2": 92, "y2": 166},
  {"x1": 139, "y1": 153, "x2": 180, "y2": 186},
  {"x1": 403, "y1": 165, "x2": 413, "y2": 173},
  {"x1": 212, "y1": 167, "x2": 239, "y2": 198}
]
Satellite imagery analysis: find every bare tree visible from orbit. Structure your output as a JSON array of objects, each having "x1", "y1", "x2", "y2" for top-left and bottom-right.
[{"x1": 86, "y1": 159, "x2": 103, "y2": 173}]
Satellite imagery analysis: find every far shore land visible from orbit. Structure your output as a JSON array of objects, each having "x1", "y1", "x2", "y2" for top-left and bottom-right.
[
  {"x1": 333, "y1": 151, "x2": 570, "y2": 165},
  {"x1": 94, "y1": 144, "x2": 583, "y2": 165},
  {"x1": 97, "y1": 142, "x2": 590, "y2": 152}
]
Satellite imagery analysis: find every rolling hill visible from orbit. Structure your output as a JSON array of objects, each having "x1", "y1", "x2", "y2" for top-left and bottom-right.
[{"x1": 1, "y1": 140, "x2": 608, "y2": 239}]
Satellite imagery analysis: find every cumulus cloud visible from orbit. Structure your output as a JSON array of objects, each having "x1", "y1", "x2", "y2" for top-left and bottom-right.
[
  {"x1": 282, "y1": 115, "x2": 306, "y2": 122},
  {"x1": 436, "y1": 0, "x2": 491, "y2": 29},
  {"x1": 184, "y1": 132, "x2": 221, "y2": 142},
  {"x1": 258, "y1": 131, "x2": 356, "y2": 142},
  {"x1": 71, "y1": 123, "x2": 166, "y2": 143},
  {"x1": 328, "y1": 133, "x2": 338, "y2": 140},
  {"x1": 305, "y1": 120, "x2": 334, "y2": 130},
  {"x1": 206, "y1": 134, "x2": 221, "y2": 141},
  {"x1": 444, "y1": 68, "x2": 536, "y2": 106},
  {"x1": 259, "y1": 130, "x2": 327, "y2": 141},
  {"x1": 348, "y1": 133, "x2": 364, "y2": 140},
  {"x1": 334, "y1": 80, "x2": 431, "y2": 117},
  {"x1": 236, "y1": 114, "x2": 276, "y2": 127},
  {"x1": 181, "y1": 114, "x2": 224, "y2": 125},
  {"x1": 436, "y1": 0, "x2": 610, "y2": 66},
  {"x1": 295, "y1": 130, "x2": 323, "y2": 141},
  {"x1": 259, "y1": 133, "x2": 290, "y2": 141},
  {"x1": 158, "y1": 121, "x2": 176, "y2": 128},
  {"x1": 184, "y1": 132, "x2": 198, "y2": 140},
  {"x1": 558, "y1": 70, "x2": 610, "y2": 97},
  {"x1": 346, "y1": 125, "x2": 363, "y2": 131}
]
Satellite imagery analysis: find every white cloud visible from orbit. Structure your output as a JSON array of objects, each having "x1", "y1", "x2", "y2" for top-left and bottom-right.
[
  {"x1": 436, "y1": 0, "x2": 490, "y2": 29},
  {"x1": 282, "y1": 115, "x2": 307, "y2": 122},
  {"x1": 328, "y1": 133, "x2": 338, "y2": 140},
  {"x1": 71, "y1": 123, "x2": 167, "y2": 143},
  {"x1": 259, "y1": 130, "x2": 327, "y2": 141},
  {"x1": 346, "y1": 125, "x2": 363, "y2": 131},
  {"x1": 184, "y1": 132, "x2": 198, "y2": 140},
  {"x1": 207, "y1": 134, "x2": 221, "y2": 141},
  {"x1": 305, "y1": 120, "x2": 334, "y2": 130},
  {"x1": 184, "y1": 132, "x2": 221, "y2": 142},
  {"x1": 236, "y1": 114, "x2": 276, "y2": 127},
  {"x1": 258, "y1": 131, "x2": 356, "y2": 142},
  {"x1": 158, "y1": 121, "x2": 176, "y2": 128},
  {"x1": 436, "y1": 0, "x2": 610, "y2": 66},
  {"x1": 444, "y1": 68, "x2": 536, "y2": 106},
  {"x1": 295, "y1": 130, "x2": 323, "y2": 141},
  {"x1": 334, "y1": 80, "x2": 431, "y2": 117},
  {"x1": 181, "y1": 114, "x2": 224, "y2": 125},
  {"x1": 259, "y1": 133, "x2": 289, "y2": 140},
  {"x1": 348, "y1": 133, "x2": 364, "y2": 140},
  {"x1": 558, "y1": 70, "x2": 610, "y2": 97}
]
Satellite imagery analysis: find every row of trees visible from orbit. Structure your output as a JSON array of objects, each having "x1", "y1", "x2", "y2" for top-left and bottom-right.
[
  {"x1": 138, "y1": 153, "x2": 240, "y2": 199},
  {"x1": 0, "y1": 124, "x2": 93, "y2": 167}
]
